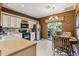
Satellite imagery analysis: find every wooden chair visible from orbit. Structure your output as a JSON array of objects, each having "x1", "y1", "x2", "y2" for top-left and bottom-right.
[{"x1": 53, "y1": 36, "x2": 72, "y2": 56}]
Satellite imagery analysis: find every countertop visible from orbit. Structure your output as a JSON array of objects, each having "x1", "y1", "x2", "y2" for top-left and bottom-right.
[
  {"x1": 0, "y1": 33, "x2": 22, "y2": 40},
  {"x1": 0, "y1": 39, "x2": 37, "y2": 56}
]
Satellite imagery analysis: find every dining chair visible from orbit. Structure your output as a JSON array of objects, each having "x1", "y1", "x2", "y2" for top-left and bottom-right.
[{"x1": 53, "y1": 36, "x2": 72, "y2": 56}]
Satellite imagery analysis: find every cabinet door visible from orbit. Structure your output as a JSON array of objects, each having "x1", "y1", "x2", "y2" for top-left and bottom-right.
[
  {"x1": 11, "y1": 16, "x2": 17, "y2": 28},
  {"x1": 2, "y1": 14, "x2": 10, "y2": 27},
  {"x1": 1, "y1": 13, "x2": 3, "y2": 26},
  {"x1": 30, "y1": 32, "x2": 35, "y2": 41},
  {"x1": 28, "y1": 21, "x2": 35, "y2": 28},
  {"x1": 28, "y1": 21, "x2": 32, "y2": 28},
  {"x1": 17, "y1": 18, "x2": 21, "y2": 28}
]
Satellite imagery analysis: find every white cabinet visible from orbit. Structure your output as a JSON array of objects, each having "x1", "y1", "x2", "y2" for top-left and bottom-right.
[
  {"x1": 30, "y1": 32, "x2": 35, "y2": 41},
  {"x1": 10, "y1": 16, "x2": 21, "y2": 28},
  {"x1": 1, "y1": 14, "x2": 3, "y2": 26},
  {"x1": 11, "y1": 16, "x2": 17, "y2": 28},
  {"x1": 1, "y1": 13, "x2": 21, "y2": 28},
  {"x1": 2, "y1": 14, "x2": 10, "y2": 27},
  {"x1": 28, "y1": 21, "x2": 36, "y2": 28},
  {"x1": 17, "y1": 18, "x2": 21, "y2": 28}
]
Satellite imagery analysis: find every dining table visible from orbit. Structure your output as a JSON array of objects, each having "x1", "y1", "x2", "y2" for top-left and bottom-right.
[{"x1": 52, "y1": 35, "x2": 78, "y2": 56}]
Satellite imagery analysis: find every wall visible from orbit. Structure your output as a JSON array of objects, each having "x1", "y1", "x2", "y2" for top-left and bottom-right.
[
  {"x1": 39, "y1": 10, "x2": 76, "y2": 39},
  {"x1": 39, "y1": 19, "x2": 48, "y2": 39}
]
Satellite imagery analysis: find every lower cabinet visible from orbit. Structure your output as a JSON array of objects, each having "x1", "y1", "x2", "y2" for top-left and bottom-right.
[
  {"x1": 9, "y1": 45, "x2": 36, "y2": 56},
  {"x1": 22, "y1": 32, "x2": 35, "y2": 41},
  {"x1": 30, "y1": 32, "x2": 35, "y2": 41}
]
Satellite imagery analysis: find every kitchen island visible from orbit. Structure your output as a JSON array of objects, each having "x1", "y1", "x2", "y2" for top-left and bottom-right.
[{"x1": 0, "y1": 39, "x2": 37, "y2": 56}]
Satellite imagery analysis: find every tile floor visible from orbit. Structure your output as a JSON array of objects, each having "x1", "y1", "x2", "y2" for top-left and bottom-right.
[
  {"x1": 36, "y1": 39, "x2": 78, "y2": 56},
  {"x1": 36, "y1": 39, "x2": 53, "y2": 56}
]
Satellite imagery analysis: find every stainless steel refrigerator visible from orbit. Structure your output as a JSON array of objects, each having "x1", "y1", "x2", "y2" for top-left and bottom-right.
[
  {"x1": 34, "y1": 24, "x2": 40, "y2": 40},
  {"x1": 76, "y1": 12, "x2": 79, "y2": 55}
]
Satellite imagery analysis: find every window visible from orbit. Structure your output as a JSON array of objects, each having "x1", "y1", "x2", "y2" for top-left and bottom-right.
[{"x1": 47, "y1": 22, "x2": 62, "y2": 32}]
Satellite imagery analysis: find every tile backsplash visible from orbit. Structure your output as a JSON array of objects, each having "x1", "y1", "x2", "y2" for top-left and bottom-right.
[{"x1": 3, "y1": 27, "x2": 20, "y2": 35}]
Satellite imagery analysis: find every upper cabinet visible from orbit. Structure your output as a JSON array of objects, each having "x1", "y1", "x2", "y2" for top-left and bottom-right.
[
  {"x1": 1, "y1": 13, "x2": 3, "y2": 26},
  {"x1": 2, "y1": 14, "x2": 11, "y2": 27},
  {"x1": 1, "y1": 13, "x2": 22, "y2": 28},
  {"x1": 10, "y1": 16, "x2": 17, "y2": 28},
  {"x1": 11, "y1": 16, "x2": 22, "y2": 28},
  {"x1": 0, "y1": 3, "x2": 2, "y2": 26},
  {"x1": 1, "y1": 12, "x2": 38, "y2": 28},
  {"x1": 75, "y1": 3, "x2": 79, "y2": 14},
  {"x1": 17, "y1": 17, "x2": 21, "y2": 28},
  {"x1": 28, "y1": 21, "x2": 37, "y2": 28}
]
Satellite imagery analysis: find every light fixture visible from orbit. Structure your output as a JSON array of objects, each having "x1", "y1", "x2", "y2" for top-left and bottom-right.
[
  {"x1": 54, "y1": 16, "x2": 59, "y2": 20},
  {"x1": 45, "y1": 5, "x2": 64, "y2": 23},
  {"x1": 48, "y1": 6, "x2": 64, "y2": 22},
  {"x1": 49, "y1": 16, "x2": 52, "y2": 20},
  {"x1": 48, "y1": 6, "x2": 58, "y2": 21}
]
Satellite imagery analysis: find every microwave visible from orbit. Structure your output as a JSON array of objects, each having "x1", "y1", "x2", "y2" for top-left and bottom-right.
[{"x1": 21, "y1": 23, "x2": 29, "y2": 28}]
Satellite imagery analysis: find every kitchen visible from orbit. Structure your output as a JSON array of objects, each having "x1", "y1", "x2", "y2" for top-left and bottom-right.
[
  {"x1": 0, "y1": 3, "x2": 41, "y2": 56},
  {"x1": 0, "y1": 3, "x2": 79, "y2": 56},
  {"x1": 0, "y1": 10, "x2": 40, "y2": 41}
]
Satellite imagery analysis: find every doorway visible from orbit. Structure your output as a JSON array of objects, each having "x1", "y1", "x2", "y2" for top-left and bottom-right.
[{"x1": 47, "y1": 22, "x2": 62, "y2": 40}]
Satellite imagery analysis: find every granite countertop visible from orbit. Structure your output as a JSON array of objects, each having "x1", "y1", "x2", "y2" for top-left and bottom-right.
[
  {"x1": 0, "y1": 39, "x2": 36, "y2": 56},
  {"x1": 0, "y1": 33, "x2": 22, "y2": 40}
]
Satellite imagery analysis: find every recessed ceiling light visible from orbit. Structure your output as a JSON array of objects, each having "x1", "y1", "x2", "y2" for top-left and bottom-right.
[{"x1": 21, "y1": 4, "x2": 25, "y2": 7}]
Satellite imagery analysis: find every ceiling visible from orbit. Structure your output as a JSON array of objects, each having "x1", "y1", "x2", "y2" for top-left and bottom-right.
[{"x1": 3, "y1": 3, "x2": 76, "y2": 18}]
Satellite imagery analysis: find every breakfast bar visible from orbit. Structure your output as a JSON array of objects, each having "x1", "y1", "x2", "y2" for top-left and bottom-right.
[{"x1": 0, "y1": 39, "x2": 37, "y2": 56}]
